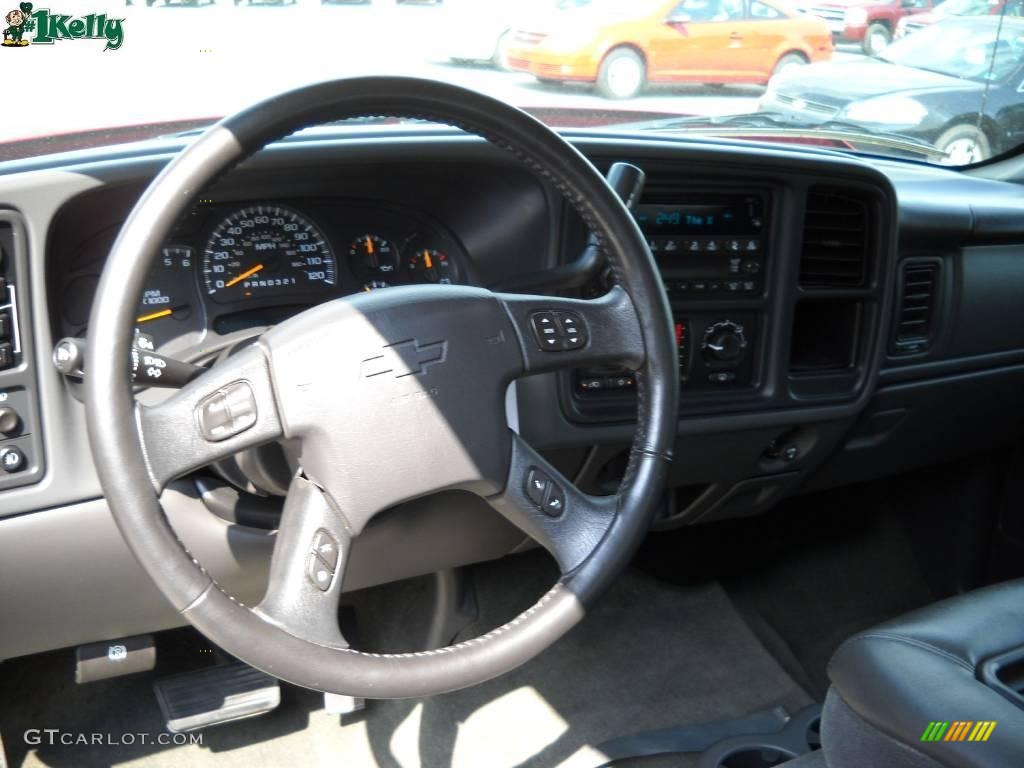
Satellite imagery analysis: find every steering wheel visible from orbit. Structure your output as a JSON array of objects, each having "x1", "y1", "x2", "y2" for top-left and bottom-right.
[{"x1": 85, "y1": 77, "x2": 678, "y2": 698}]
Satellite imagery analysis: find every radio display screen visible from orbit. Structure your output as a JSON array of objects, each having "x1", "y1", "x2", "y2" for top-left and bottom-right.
[{"x1": 634, "y1": 197, "x2": 763, "y2": 237}]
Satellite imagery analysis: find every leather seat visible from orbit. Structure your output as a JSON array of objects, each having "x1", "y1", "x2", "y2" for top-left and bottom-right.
[{"x1": 821, "y1": 580, "x2": 1024, "y2": 768}]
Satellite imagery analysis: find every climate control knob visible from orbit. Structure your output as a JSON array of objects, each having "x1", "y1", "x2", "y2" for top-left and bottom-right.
[{"x1": 701, "y1": 321, "x2": 748, "y2": 363}]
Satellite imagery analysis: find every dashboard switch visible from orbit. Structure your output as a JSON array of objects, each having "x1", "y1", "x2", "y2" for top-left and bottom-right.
[
  {"x1": 0, "y1": 445, "x2": 25, "y2": 473},
  {"x1": 0, "y1": 406, "x2": 19, "y2": 436},
  {"x1": 0, "y1": 342, "x2": 12, "y2": 369},
  {"x1": 196, "y1": 381, "x2": 258, "y2": 442},
  {"x1": 530, "y1": 312, "x2": 561, "y2": 350},
  {"x1": 0, "y1": 312, "x2": 10, "y2": 341}
]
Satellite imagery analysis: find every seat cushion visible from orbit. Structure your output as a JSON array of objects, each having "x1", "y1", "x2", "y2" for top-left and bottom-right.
[{"x1": 823, "y1": 579, "x2": 1024, "y2": 768}]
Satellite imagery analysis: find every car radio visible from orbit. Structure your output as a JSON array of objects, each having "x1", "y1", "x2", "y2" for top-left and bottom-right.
[{"x1": 634, "y1": 195, "x2": 765, "y2": 297}]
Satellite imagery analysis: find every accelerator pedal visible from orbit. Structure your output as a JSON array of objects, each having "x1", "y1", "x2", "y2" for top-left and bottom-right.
[{"x1": 154, "y1": 661, "x2": 280, "y2": 733}]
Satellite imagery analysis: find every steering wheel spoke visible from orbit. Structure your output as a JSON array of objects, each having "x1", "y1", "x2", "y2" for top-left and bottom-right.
[
  {"x1": 497, "y1": 284, "x2": 645, "y2": 376},
  {"x1": 487, "y1": 433, "x2": 617, "y2": 574},
  {"x1": 255, "y1": 474, "x2": 352, "y2": 649},
  {"x1": 136, "y1": 342, "x2": 283, "y2": 492}
]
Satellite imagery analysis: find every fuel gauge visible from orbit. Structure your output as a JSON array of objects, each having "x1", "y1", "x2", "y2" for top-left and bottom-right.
[{"x1": 407, "y1": 249, "x2": 457, "y2": 285}]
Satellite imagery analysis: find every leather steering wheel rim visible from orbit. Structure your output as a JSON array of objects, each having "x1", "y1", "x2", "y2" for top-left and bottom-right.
[{"x1": 85, "y1": 77, "x2": 678, "y2": 698}]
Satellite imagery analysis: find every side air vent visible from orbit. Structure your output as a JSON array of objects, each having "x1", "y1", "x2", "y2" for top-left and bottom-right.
[
  {"x1": 892, "y1": 260, "x2": 940, "y2": 355},
  {"x1": 800, "y1": 189, "x2": 869, "y2": 288}
]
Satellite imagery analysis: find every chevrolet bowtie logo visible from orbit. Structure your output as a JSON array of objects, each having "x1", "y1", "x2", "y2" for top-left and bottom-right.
[{"x1": 361, "y1": 339, "x2": 447, "y2": 379}]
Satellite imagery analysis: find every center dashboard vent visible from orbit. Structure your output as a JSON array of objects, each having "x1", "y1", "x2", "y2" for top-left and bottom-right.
[
  {"x1": 892, "y1": 260, "x2": 940, "y2": 355},
  {"x1": 800, "y1": 189, "x2": 870, "y2": 288}
]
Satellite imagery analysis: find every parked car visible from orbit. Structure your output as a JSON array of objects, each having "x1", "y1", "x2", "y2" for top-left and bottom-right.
[
  {"x1": 505, "y1": 0, "x2": 834, "y2": 99},
  {"x1": 440, "y1": 0, "x2": 547, "y2": 68},
  {"x1": 895, "y1": 0, "x2": 1024, "y2": 37},
  {"x1": 798, "y1": 0, "x2": 935, "y2": 55},
  {"x1": 760, "y1": 16, "x2": 1024, "y2": 163}
]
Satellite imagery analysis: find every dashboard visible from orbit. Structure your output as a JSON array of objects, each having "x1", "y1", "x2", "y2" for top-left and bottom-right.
[
  {"x1": 58, "y1": 198, "x2": 472, "y2": 350},
  {"x1": 2, "y1": 126, "x2": 1024, "y2": 662}
]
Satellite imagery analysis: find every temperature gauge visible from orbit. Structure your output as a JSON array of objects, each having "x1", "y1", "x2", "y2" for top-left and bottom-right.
[
  {"x1": 407, "y1": 249, "x2": 456, "y2": 285},
  {"x1": 349, "y1": 235, "x2": 399, "y2": 281}
]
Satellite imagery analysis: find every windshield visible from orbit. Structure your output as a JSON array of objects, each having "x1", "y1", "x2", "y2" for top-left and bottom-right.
[
  {"x1": 935, "y1": 0, "x2": 1000, "y2": 15},
  {"x1": 3, "y1": 0, "x2": 1023, "y2": 167}
]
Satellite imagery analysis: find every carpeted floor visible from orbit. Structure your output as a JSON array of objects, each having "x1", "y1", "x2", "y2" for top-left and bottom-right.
[{"x1": 0, "y1": 552, "x2": 811, "y2": 768}]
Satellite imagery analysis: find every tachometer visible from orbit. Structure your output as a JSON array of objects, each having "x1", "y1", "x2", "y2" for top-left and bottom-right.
[{"x1": 202, "y1": 205, "x2": 335, "y2": 303}]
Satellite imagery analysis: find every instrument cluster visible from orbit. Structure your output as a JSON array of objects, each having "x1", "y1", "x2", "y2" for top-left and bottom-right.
[{"x1": 66, "y1": 199, "x2": 470, "y2": 350}]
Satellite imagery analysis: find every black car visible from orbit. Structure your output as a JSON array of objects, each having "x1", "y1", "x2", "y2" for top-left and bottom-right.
[{"x1": 759, "y1": 16, "x2": 1024, "y2": 163}]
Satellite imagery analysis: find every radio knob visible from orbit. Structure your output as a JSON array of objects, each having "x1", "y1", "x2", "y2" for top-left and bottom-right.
[{"x1": 702, "y1": 321, "x2": 748, "y2": 363}]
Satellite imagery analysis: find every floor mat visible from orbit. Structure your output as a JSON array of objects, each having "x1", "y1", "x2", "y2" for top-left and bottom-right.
[{"x1": 0, "y1": 553, "x2": 809, "y2": 768}]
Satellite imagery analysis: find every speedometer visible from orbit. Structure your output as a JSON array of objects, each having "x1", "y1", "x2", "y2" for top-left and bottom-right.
[{"x1": 202, "y1": 205, "x2": 336, "y2": 303}]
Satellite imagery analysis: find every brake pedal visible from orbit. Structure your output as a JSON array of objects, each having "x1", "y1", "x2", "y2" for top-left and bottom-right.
[{"x1": 154, "y1": 661, "x2": 280, "y2": 733}]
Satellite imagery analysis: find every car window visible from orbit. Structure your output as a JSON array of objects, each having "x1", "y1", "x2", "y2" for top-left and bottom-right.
[
  {"x1": 881, "y1": 20, "x2": 1024, "y2": 81},
  {"x1": 750, "y1": 1, "x2": 785, "y2": 19},
  {"x1": 670, "y1": 0, "x2": 745, "y2": 22}
]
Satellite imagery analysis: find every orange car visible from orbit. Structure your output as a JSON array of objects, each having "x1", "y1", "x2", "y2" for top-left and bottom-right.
[{"x1": 506, "y1": 0, "x2": 834, "y2": 99}]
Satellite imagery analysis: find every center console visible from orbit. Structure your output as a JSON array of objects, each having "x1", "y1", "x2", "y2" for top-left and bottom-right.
[{"x1": 576, "y1": 189, "x2": 771, "y2": 406}]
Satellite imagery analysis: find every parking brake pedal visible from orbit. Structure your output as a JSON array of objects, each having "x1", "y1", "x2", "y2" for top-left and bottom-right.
[{"x1": 154, "y1": 662, "x2": 280, "y2": 733}]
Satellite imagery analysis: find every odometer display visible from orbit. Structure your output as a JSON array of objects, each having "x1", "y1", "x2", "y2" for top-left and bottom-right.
[{"x1": 202, "y1": 205, "x2": 336, "y2": 303}]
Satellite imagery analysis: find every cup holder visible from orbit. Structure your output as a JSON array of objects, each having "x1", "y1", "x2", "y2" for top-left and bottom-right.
[{"x1": 719, "y1": 747, "x2": 797, "y2": 768}]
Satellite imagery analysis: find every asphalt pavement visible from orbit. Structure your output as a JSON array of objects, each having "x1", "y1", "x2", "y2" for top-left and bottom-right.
[{"x1": 3, "y1": 2, "x2": 865, "y2": 145}]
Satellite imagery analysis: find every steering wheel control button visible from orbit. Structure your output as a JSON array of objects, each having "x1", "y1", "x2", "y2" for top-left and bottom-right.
[
  {"x1": 526, "y1": 468, "x2": 551, "y2": 506},
  {"x1": 306, "y1": 554, "x2": 334, "y2": 592},
  {"x1": 543, "y1": 485, "x2": 566, "y2": 517},
  {"x1": 196, "y1": 381, "x2": 258, "y2": 442},
  {"x1": 525, "y1": 467, "x2": 566, "y2": 517},
  {"x1": 0, "y1": 445, "x2": 26, "y2": 473},
  {"x1": 558, "y1": 312, "x2": 587, "y2": 350},
  {"x1": 530, "y1": 312, "x2": 560, "y2": 349},
  {"x1": 311, "y1": 529, "x2": 340, "y2": 572},
  {"x1": 530, "y1": 310, "x2": 589, "y2": 351}
]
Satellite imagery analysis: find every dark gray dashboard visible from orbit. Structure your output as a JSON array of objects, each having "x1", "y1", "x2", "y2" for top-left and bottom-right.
[{"x1": 1, "y1": 129, "x2": 1023, "y2": 661}]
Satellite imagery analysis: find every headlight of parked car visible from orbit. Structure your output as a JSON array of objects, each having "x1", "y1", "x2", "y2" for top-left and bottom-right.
[
  {"x1": 844, "y1": 7, "x2": 869, "y2": 26},
  {"x1": 842, "y1": 96, "x2": 929, "y2": 125}
]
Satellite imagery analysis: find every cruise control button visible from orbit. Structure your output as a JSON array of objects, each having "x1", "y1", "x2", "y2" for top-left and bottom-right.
[
  {"x1": 307, "y1": 554, "x2": 333, "y2": 592},
  {"x1": 542, "y1": 484, "x2": 566, "y2": 517},
  {"x1": 0, "y1": 446, "x2": 26, "y2": 473},
  {"x1": 526, "y1": 468, "x2": 550, "y2": 506},
  {"x1": 196, "y1": 381, "x2": 258, "y2": 442},
  {"x1": 311, "y1": 529, "x2": 339, "y2": 572}
]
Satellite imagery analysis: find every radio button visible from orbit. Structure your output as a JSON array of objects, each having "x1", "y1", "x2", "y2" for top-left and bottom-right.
[
  {"x1": 705, "y1": 241, "x2": 719, "y2": 252},
  {"x1": 726, "y1": 240, "x2": 741, "y2": 252},
  {"x1": 745, "y1": 239, "x2": 760, "y2": 251},
  {"x1": 686, "y1": 240, "x2": 702, "y2": 252}
]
